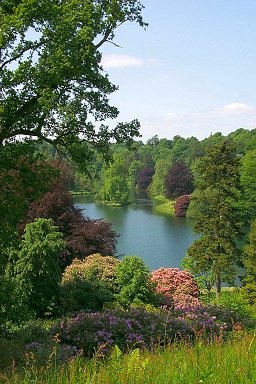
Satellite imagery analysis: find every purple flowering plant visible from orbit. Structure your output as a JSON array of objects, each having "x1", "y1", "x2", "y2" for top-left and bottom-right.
[{"x1": 51, "y1": 304, "x2": 243, "y2": 358}]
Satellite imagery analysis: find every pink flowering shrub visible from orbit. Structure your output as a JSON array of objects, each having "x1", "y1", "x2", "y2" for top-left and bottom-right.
[
  {"x1": 172, "y1": 293, "x2": 200, "y2": 309},
  {"x1": 175, "y1": 194, "x2": 191, "y2": 217},
  {"x1": 151, "y1": 268, "x2": 200, "y2": 308}
]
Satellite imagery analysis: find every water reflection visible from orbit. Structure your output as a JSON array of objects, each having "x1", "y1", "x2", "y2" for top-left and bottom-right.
[{"x1": 75, "y1": 196, "x2": 197, "y2": 271}]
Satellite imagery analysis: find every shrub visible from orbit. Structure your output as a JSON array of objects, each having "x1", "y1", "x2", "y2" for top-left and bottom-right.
[
  {"x1": 115, "y1": 256, "x2": 157, "y2": 307},
  {"x1": 53, "y1": 307, "x2": 194, "y2": 357},
  {"x1": 172, "y1": 293, "x2": 200, "y2": 309},
  {"x1": 151, "y1": 268, "x2": 199, "y2": 309},
  {"x1": 240, "y1": 284, "x2": 256, "y2": 308},
  {"x1": 14, "y1": 218, "x2": 64, "y2": 317},
  {"x1": 52, "y1": 305, "x2": 243, "y2": 358},
  {"x1": 218, "y1": 290, "x2": 254, "y2": 319},
  {"x1": 173, "y1": 305, "x2": 241, "y2": 338},
  {"x1": 60, "y1": 254, "x2": 120, "y2": 313},
  {"x1": 175, "y1": 195, "x2": 191, "y2": 217},
  {"x1": 62, "y1": 254, "x2": 119, "y2": 289}
]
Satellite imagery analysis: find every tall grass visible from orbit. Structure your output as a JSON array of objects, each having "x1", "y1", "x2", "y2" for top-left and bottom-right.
[{"x1": 2, "y1": 332, "x2": 255, "y2": 384}]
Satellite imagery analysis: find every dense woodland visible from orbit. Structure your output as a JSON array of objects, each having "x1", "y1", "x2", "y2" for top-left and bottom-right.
[{"x1": 0, "y1": 0, "x2": 255, "y2": 381}]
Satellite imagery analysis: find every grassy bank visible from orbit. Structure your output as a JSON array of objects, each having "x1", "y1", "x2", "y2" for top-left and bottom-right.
[
  {"x1": 3, "y1": 332, "x2": 255, "y2": 383},
  {"x1": 152, "y1": 195, "x2": 175, "y2": 216}
]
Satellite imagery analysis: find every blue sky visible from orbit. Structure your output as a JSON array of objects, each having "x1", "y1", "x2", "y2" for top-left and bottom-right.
[{"x1": 100, "y1": 0, "x2": 256, "y2": 142}]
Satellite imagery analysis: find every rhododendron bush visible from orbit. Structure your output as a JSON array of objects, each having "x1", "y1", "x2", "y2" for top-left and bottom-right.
[
  {"x1": 60, "y1": 254, "x2": 120, "y2": 312},
  {"x1": 151, "y1": 268, "x2": 200, "y2": 308},
  {"x1": 175, "y1": 195, "x2": 191, "y2": 217},
  {"x1": 62, "y1": 254, "x2": 119, "y2": 289}
]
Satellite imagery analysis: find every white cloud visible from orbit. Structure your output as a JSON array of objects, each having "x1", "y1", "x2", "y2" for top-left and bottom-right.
[
  {"x1": 101, "y1": 54, "x2": 144, "y2": 68},
  {"x1": 216, "y1": 102, "x2": 255, "y2": 115},
  {"x1": 166, "y1": 112, "x2": 178, "y2": 118}
]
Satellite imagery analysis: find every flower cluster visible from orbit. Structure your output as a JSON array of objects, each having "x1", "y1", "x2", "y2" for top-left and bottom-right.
[
  {"x1": 62, "y1": 254, "x2": 120, "y2": 289},
  {"x1": 52, "y1": 304, "x2": 242, "y2": 358},
  {"x1": 52, "y1": 307, "x2": 194, "y2": 357},
  {"x1": 151, "y1": 268, "x2": 199, "y2": 308},
  {"x1": 174, "y1": 305, "x2": 240, "y2": 339}
]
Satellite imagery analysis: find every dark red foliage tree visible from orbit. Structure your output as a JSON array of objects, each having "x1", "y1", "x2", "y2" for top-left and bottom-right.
[
  {"x1": 165, "y1": 161, "x2": 194, "y2": 199},
  {"x1": 137, "y1": 167, "x2": 154, "y2": 191},
  {"x1": 175, "y1": 195, "x2": 191, "y2": 217},
  {"x1": 20, "y1": 162, "x2": 117, "y2": 270}
]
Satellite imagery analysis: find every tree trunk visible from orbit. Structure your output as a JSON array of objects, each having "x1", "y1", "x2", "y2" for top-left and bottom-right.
[{"x1": 215, "y1": 273, "x2": 221, "y2": 302}]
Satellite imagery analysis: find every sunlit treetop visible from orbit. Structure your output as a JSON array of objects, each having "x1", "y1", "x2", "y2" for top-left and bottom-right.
[{"x1": 0, "y1": 0, "x2": 147, "y2": 160}]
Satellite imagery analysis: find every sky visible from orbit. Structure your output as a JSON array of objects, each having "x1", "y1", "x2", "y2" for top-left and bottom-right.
[{"x1": 100, "y1": 0, "x2": 256, "y2": 142}]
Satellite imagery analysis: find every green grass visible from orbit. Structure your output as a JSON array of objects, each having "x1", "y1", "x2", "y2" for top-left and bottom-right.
[
  {"x1": 2, "y1": 332, "x2": 255, "y2": 383},
  {"x1": 152, "y1": 195, "x2": 175, "y2": 216},
  {"x1": 70, "y1": 191, "x2": 96, "y2": 198}
]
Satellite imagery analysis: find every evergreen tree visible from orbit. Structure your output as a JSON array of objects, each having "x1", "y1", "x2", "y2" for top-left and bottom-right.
[
  {"x1": 239, "y1": 149, "x2": 256, "y2": 222},
  {"x1": 243, "y1": 219, "x2": 256, "y2": 284},
  {"x1": 187, "y1": 139, "x2": 242, "y2": 300},
  {"x1": 14, "y1": 218, "x2": 64, "y2": 317}
]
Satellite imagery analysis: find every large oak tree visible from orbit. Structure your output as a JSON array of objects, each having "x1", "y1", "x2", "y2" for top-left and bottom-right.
[{"x1": 0, "y1": 0, "x2": 146, "y2": 157}]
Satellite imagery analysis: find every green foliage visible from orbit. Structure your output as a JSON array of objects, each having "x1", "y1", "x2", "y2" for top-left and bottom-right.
[
  {"x1": 217, "y1": 290, "x2": 254, "y2": 319},
  {"x1": 181, "y1": 256, "x2": 215, "y2": 296},
  {"x1": 240, "y1": 284, "x2": 256, "y2": 308},
  {"x1": 14, "y1": 218, "x2": 64, "y2": 317},
  {"x1": 243, "y1": 218, "x2": 256, "y2": 284},
  {"x1": 0, "y1": 0, "x2": 145, "y2": 153},
  {"x1": 153, "y1": 196, "x2": 175, "y2": 216},
  {"x1": 99, "y1": 152, "x2": 130, "y2": 204},
  {"x1": 1, "y1": 333, "x2": 256, "y2": 383},
  {"x1": 149, "y1": 157, "x2": 172, "y2": 196},
  {"x1": 115, "y1": 256, "x2": 156, "y2": 307},
  {"x1": 60, "y1": 254, "x2": 119, "y2": 312},
  {"x1": 187, "y1": 139, "x2": 243, "y2": 298},
  {"x1": 0, "y1": 274, "x2": 31, "y2": 330},
  {"x1": 0, "y1": 142, "x2": 56, "y2": 263},
  {"x1": 239, "y1": 149, "x2": 256, "y2": 221}
]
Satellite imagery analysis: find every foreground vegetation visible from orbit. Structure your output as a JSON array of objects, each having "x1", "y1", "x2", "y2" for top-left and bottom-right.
[{"x1": 1, "y1": 331, "x2": 255, "y2": 384}]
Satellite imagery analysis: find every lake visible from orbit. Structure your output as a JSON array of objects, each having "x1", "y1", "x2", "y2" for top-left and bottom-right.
[{"x1": 75, "y1": 196, "x2": 197, "y2": 271}]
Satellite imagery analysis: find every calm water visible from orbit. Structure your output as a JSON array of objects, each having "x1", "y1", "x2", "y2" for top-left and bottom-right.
[{"x1": 75, "y1": 197, "x2": 197, "y2": 271}]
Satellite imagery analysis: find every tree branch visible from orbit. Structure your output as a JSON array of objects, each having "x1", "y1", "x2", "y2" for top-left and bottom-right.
[{"x1": 0, "y1": 41, "x2": 45, "y2": 70}]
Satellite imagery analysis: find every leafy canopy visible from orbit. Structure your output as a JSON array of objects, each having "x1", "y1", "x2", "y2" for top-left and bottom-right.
[{"x1": 0, "y1": 0, "x2": 146, "y2": 157}]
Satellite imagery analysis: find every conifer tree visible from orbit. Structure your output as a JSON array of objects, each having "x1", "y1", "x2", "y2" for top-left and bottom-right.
[{"x1": 187, "y1": 139, "x2": 242, "y2": 299}]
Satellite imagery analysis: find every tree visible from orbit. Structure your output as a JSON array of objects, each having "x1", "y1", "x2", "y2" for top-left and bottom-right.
[
  {"x1": 115, "y1": 256, "x2": 155, "y2": 307},
  {"x1": 239, "y1": 149, "x2": 256, "y2": 222},
  {"x1": 165, "y1": 161, "x2": 194, "y2": 199},
  {"x1": 149, "y1": 157, "x2": 172, "y2": 197},
  {"x1": 187, "y1": 139, "x2": 242, "y2": 300},
  {"x1": 243, "y1": 219, "x2": 256, "y2": 284},
  {"x1": 14, "y1": 218, "x2": 64, "y2": 317},
  {"x1": 99, "y1": 152, "x2": 130, "y2": 204},
  {"x1": 0, "y1": 142, "x2": 57, "y2": 266},
  {"x1": 136, "y1": 166, "x2": 154, "y2": 192},
  {"x1": 20, "y1": 171, "x2": 118, "y2": 269},
  {"x1": 1, "y1": 0, "x2": 146, "y2": 155}
]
